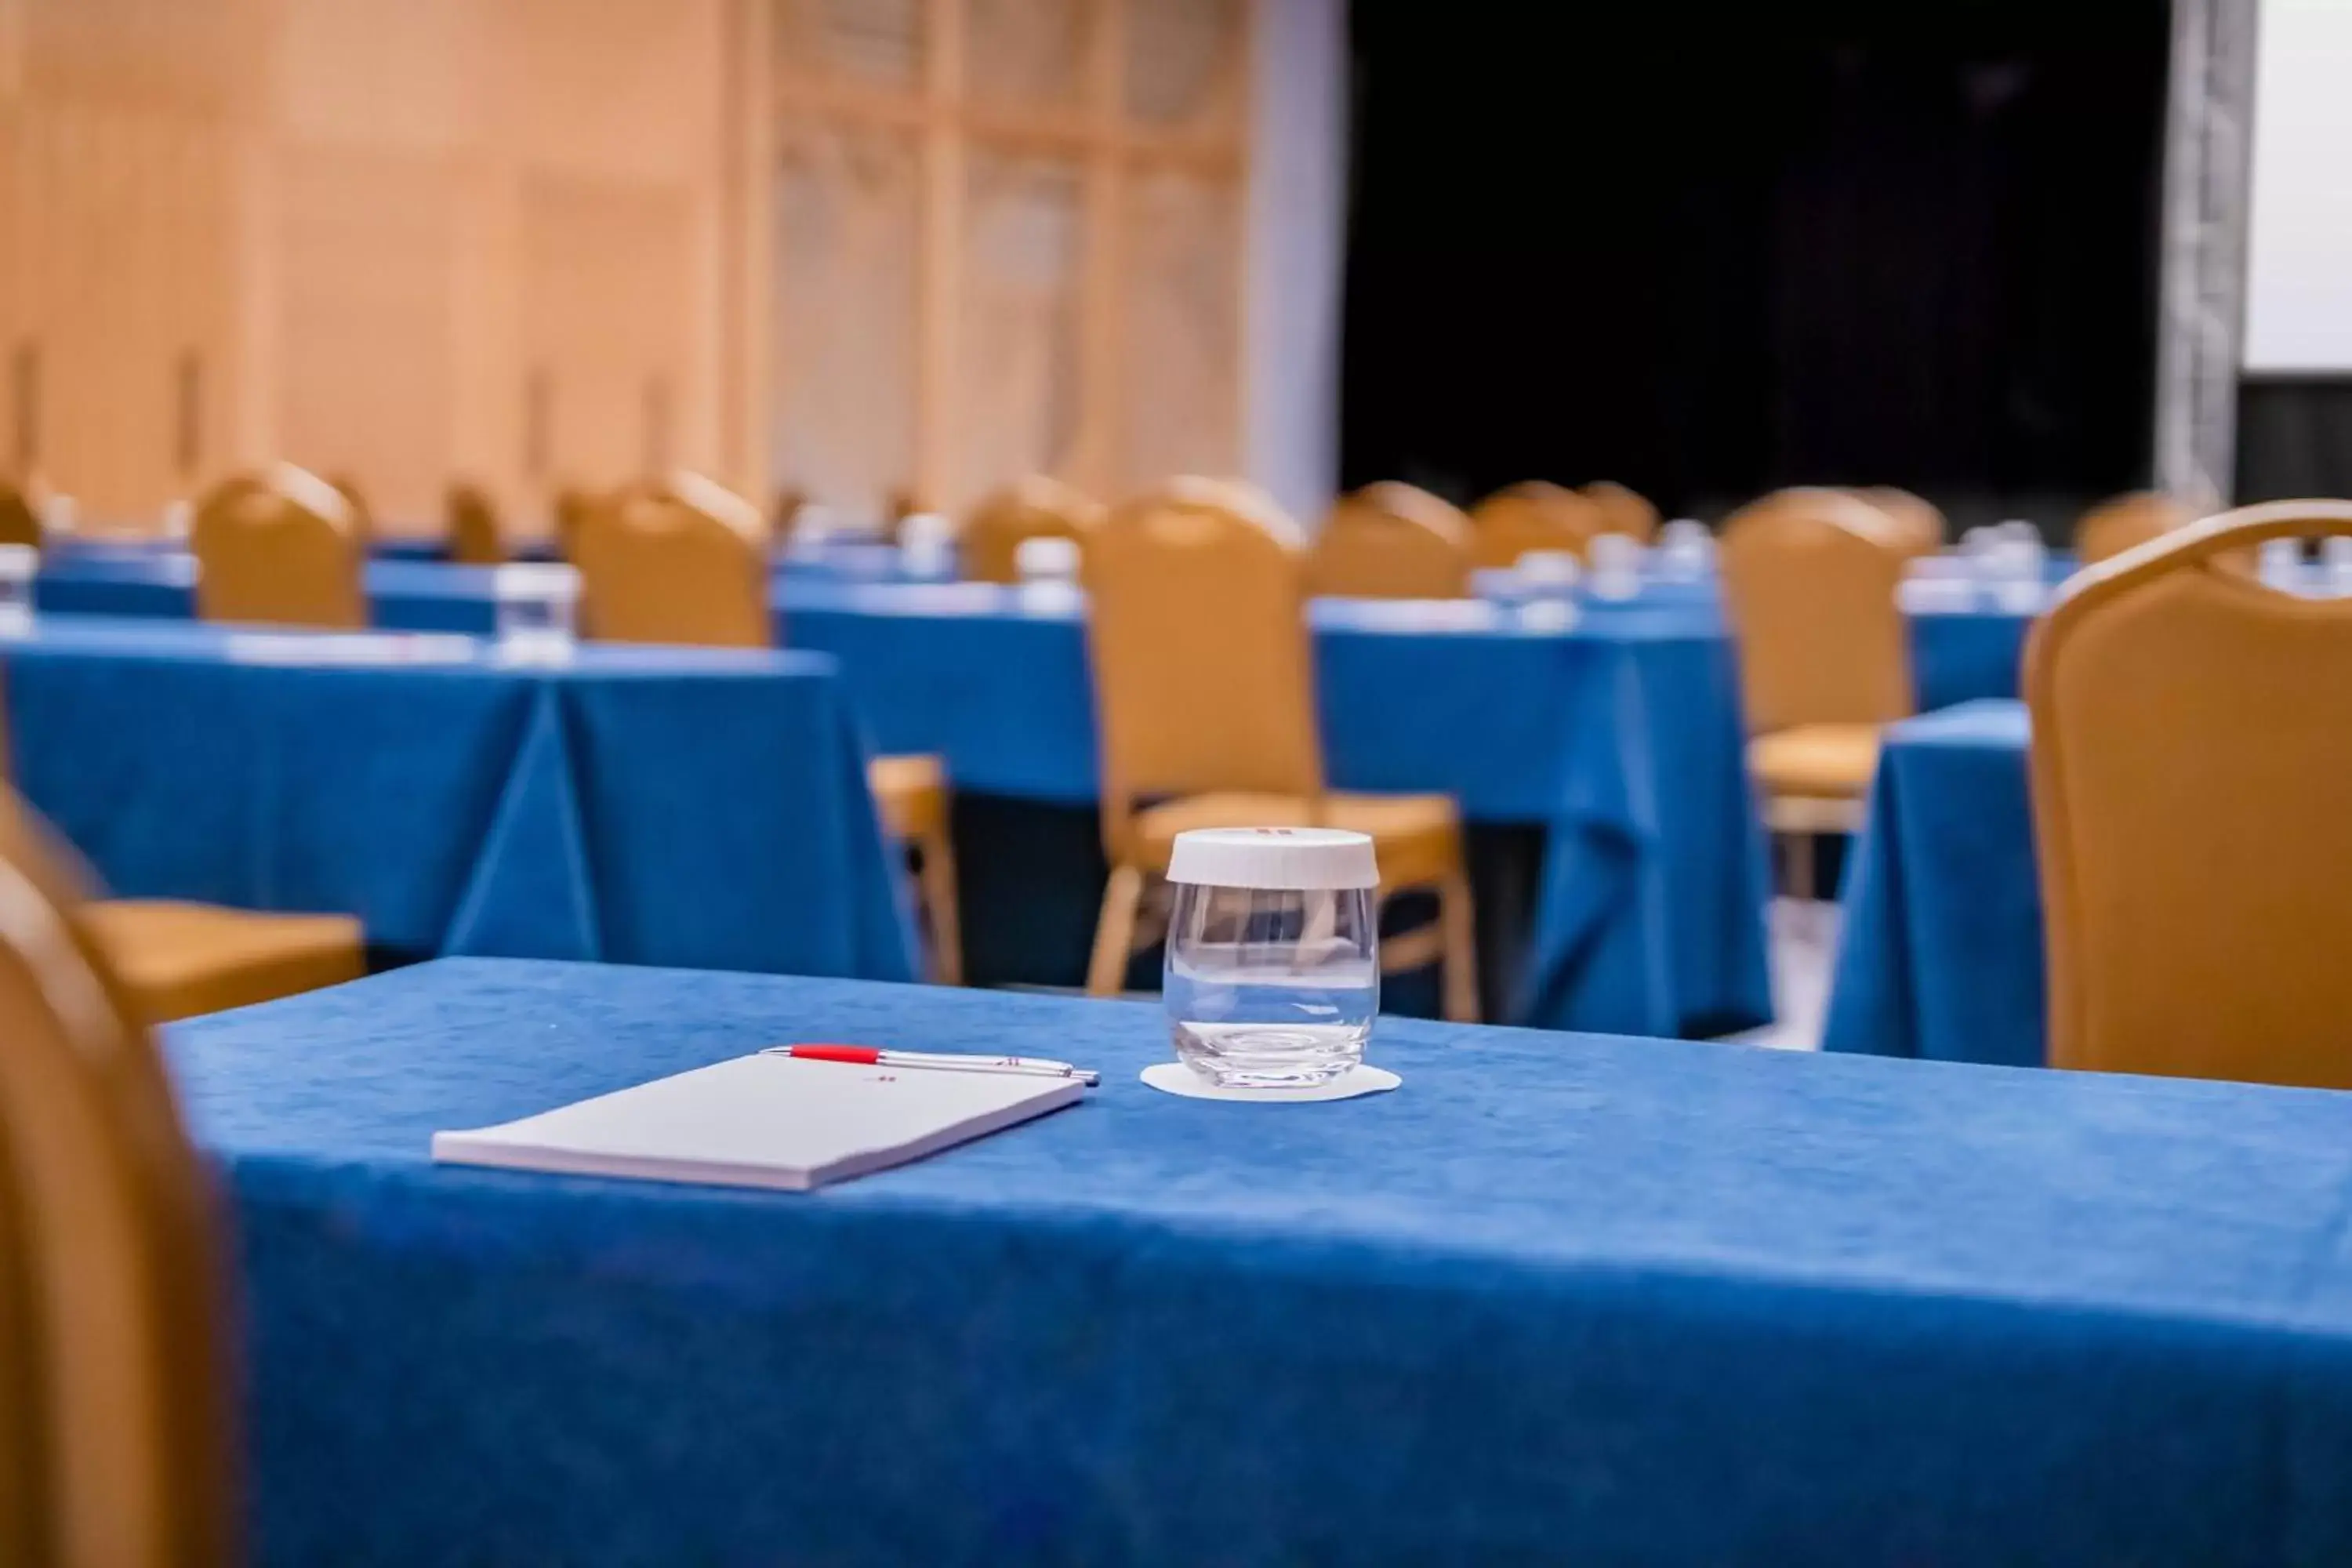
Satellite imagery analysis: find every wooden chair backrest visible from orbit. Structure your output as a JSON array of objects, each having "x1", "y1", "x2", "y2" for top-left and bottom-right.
[
  {"x1": 191, "y1": 466, "x2": 366, "y2": 629},
  {"x1": 1860, "y1": 487, "x2": 1947, "y2": 556},
  {"x1": 1580, "y1": 481, "x2": 1660, "y2": 543},
  {"x1": 0, "y1": 799, "x2": 234, "y2": 1566},
  {"x1": 2027, "y1": 499, "x2": 2352, "y2": 1087},
  {"x1": 1308, "y1": 481, "x2": 1473, "y2": 599},
  {"x1": 446, "y1": 483, "x2": 503, "y2": 565},
  {"x1": 960, "y1": 475, "x2": 1103, "y2": 585},
  {"x1": 1467, "y1": 480, "x2": 1604, "y2": 569},
  {"x1": 0, "y1": 482, "x2": 38, "y2": 549},
  {"x1": 2074, "y1": 490, "x2": 2193, "y2": 566},
  {"x1": 574, "y1": 484, "x2": 771, "y2": 648},
  {"x1": 1719, "y1": 488, "x2": 1913, "y2": 733},
  {"x1": 1085, "y1": 477, "x2": 1324, "y2": 858}
]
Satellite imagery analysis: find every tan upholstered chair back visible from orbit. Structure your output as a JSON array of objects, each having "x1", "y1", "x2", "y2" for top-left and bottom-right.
[
  {"x1": 960, "y1": 476, "x2": 1103, "y2": 585},
  {"x1": 191, "y1": 466, "x2": 367, "y2": 629},
  {"x1": 1860, "y1": 488, "x2": 1947, "y2": 556},
  {"x1": 2074, "y1": 491, "x2": 2192, "y2": 566},
  {"x1": 1719, "y1": 488, "x2": 1912, "y2": 733},
  {"x1": 1086, "y1": 478, "x2": 1324, "y2": 857},
  {"x1": 447, "y1": 483, "x2": 503, "y2": 565},
  {"x1": 324, "y1": 473, "x2": 373, "y2": 545},
  {"x1": 0, "y1": 800, "x2": 234, "y2": 1566},
  {"x1": 2027, "y1": 499, "x2": 2352, "y2": 1087},
  {"x1": 1308, "y1": 481, "x2": 1473, "y2": 599},
  {"x1": 1580, "y1": 481, "x2": 1661, "y2": 543},
  {"x1": 574, "y1": 484, "x2": 771, "y2": 648},
  {"x1": 0, "y1": 482, "x2": 38, "y2": 548},
  {"x1": 553, "y1": 487, "x2": 597, "y2": 563},
  {"x1": 1468, "y1": 481, "x2": 1602, "y2": 569}
]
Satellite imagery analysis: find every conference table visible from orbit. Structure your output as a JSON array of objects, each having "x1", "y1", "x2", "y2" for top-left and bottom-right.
[
  {"x1": 172, "y1": 956, "x2": 2352, "y2": 1564},
  {"x1": 1819, "y1": 700, "x2": 2044, "y2": 1065},
  {"x1": 31, "y1": 550, "x2": 1777, "y2": 1036},
  {"x1": 2, "y1": 617, "x2": 914, "y2": 982}
]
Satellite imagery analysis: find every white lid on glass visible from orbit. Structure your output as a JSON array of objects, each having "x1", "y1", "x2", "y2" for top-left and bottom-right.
[
  {"x1": 494, "y1": 561, "x2": 580, "y2": 599},
  {"x1": 1165, "y1": 827, "x2": 1378, "y2": 891},
  {"x1": 1015, "y1": 535, "x2": 1081, "y2": 579}
]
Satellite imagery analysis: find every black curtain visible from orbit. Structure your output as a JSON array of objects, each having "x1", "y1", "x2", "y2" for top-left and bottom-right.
[{"x1": 1341, "y1": 1, "x2": 2172, "y2": 528}]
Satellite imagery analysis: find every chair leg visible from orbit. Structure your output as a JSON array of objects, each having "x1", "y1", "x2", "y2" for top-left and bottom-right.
[
  {"x1": 1437, "y1": 870, "x2": 1480, "y2": 1024},
  {"x1": 915, "y1": 824, "x2": 963, "y2": 986},
  {"x1": 1086, "y1": 864, "x2": 1146, "y2": 997},
  {"x1": 1778, "y1": 830, "x2": 1817, "y2": 905}
]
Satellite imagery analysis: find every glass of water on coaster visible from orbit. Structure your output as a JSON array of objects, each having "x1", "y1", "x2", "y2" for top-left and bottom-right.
[
  {"x1": 1163, "y1": 827, "x2": 1378, "y2": 1088},
  {"x1": 492, "y1": 561, "x2": 580, "y2": 665}
]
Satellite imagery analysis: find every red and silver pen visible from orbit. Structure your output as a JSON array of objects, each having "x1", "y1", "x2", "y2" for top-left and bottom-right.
[{"x1": 764, "y1": 1043, "x2": 1100, "y2": 1087}]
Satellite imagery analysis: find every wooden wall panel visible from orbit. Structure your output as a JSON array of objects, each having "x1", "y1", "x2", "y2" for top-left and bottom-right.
[
  {"x1": 15, "y1": 105, "x2": 239, "y2": 517},
  {"x1": 6, "y1": 0, "x2": 243, "y2": 521},
  {"x1": 1118, "y1": 163, "x2": 1240, "y2": 485},
  {"x1": 0, "y1": 0, "x2": 756, "y2": 535},
  {"x1": 272, "y1": 145, "x2": 459, "y2": 519},
  {"x1": 952, "y1": 148, "x2": 1082, "y2": 506},
  {"x1": 773, "y1": 118, "x2": 920, "y2": 519},
  {"x1": 771, "y1": 0, "x2": 1250, "y2": 515},
  {"x1": 964, "y1": 0, "x2": 1086, "y2": 108},
  {"x1": 521, "y1": 172, "x2": 697, "y2": 492}
]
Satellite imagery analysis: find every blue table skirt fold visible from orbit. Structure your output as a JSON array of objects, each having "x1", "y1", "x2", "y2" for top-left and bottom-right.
[{"x1": 1822, "y1": 699, "x2": 2046, "y2": 1065}]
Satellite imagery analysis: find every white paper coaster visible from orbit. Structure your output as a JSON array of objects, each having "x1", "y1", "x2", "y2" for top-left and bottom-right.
[{"x1": 1139, "y1": 1062, "x2": 1401, "y2": 1102}]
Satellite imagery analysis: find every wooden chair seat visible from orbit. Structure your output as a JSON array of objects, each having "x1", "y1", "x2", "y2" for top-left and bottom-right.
[
  {"x1": 76, "y1": 901, "x2": 364, "y2": 1024},
  {"x1": 867, "y1": 753, "x2": 948, "y2": 843},
  {"x1": 1134, "y1": 792, "x2": 1464, "y2": 891},
  {"x1": 1748, "y1": 724, "x2": 1882, "y2": 800}
]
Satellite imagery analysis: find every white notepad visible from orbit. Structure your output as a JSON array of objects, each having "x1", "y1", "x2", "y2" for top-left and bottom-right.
[{"x1": 430, "y1": 1054, "x2": 1084, "y2": 1192}]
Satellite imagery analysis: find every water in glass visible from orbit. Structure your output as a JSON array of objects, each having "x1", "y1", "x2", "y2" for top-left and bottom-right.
[{"x1": 1165, "y1": 880, "x2": 1377, "y2": 1087}]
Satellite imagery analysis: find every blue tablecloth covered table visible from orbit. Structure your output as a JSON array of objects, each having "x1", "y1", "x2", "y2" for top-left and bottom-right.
[
  {"x1": 785, "y1": 582, "x2": 1770, "y2": 1037},
  {"x1": 171, "y1": 957, "x2": 2352, "y2": 1565},
  {"x1": 22, "y1": 562, "x2": 1769, "y2": 1033},
  {"x1": 1820, "y1": 699, "x2": 2045, "y2": 1065},
  {"x1": 3, "y1": 618, "x2": 913, "y2": 981}
]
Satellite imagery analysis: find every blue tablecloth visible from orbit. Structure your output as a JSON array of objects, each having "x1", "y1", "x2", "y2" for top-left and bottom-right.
[
  {"x1": 1820, "y1": 699, "x2": 2045, "y2": 1065},
  {"x1": 786, "y1": 582, "x2": 1771, "y2": 1037},
  {"x1": 4, "y1": 619, "x2": 914, "y2": 981},
  {"x1": 170, "y1": 957, "x2": 2352, "y2": 1565}
]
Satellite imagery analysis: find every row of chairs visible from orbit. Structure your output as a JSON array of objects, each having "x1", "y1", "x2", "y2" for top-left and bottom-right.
[
  {"x1": 568, "y1": 474, "x2": 1480, "y2": 1015},
  {"x1": 172, "y1": 467, "x2": 1486, "y2": 1017}
]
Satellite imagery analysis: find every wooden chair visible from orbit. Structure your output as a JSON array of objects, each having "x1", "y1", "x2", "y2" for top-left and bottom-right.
[
  {"x1": 2074, "y1": 491, "x2": 2192, "y2": 566},
  {"x1": 1580, "y1": 481, "x2": 1661, "y2": 543},
  {"x1": 771, "y1": 487, "x2": 808, "y2": 545},
  {"x1": 572, "y1": 483, "x2": 964, "y2": 983},
  {"x1": 2027, "y1": 499, "x2": 2352, "y2": 1087},
  {"x1": 446, "y1": 482, "x2": 504, "y2": 565},
  {"x1": 0, "y1": 800, "x2": 237, "y2": 1566},
  {"x1": 1082, "y1": 478, "x2": 1478, "y2": 1018},
  {"x1": 1468, "y1": 480, "x2": 1603, "y2": 570},
  {"x1": 0, "y1": 481, "x2": 39, "y2": 549},
  {"x1": 190, "y1": 466, "x2": 367, "y2": 630},
  {"x1": 553, "y1": 487, "x2": 598, "y2": 562},
  {"x1": 1308, "y1": 482, "x2": 1474, "y2": 599},
  {"x1": 1719, "y1": 489, "x2": 1911, "y2": 899},
  {"x1": 324, "y1": 471, "x2": 373, "y2": 538},
  {"x1": 960, "y1": 475, "x2": 1103, "y2": 585},
  {"x1": 0, "y1": 689, "x2": 364, "y2": 1026}
]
